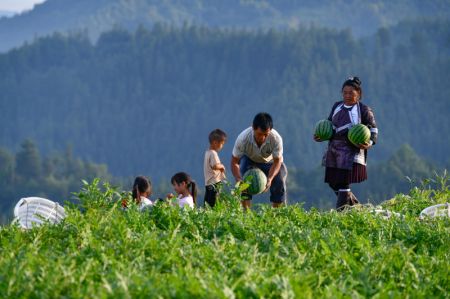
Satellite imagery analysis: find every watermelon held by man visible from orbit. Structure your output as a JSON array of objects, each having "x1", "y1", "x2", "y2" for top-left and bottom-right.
[
  {"x1": 314, "y1": 119, "x2": 333, "y2": 140},
  {"x1": 242, "y1": 168, "x2": 267, "y2": 195},
  {"x1": 348, "y1": 124, "x2": 371, "y2": 146}
]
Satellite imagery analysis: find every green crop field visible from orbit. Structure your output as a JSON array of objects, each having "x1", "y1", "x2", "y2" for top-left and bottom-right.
[{"x1": 1, "y1": 175, "x2": 449, "y2": 298}]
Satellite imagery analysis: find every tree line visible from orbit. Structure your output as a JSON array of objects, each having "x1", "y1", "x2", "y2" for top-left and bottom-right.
[
  {"x1": 2, "y1": 0, "x2": 450, "y2": 51},
  {"x1": 0, "y1": 140, "x2": 112, "y2": 223},
  {"x1": 0, "y1": 139, "x2": 446, "y2": 223},
  {"x1": 0, "y1": 18, "x2": 448, "y2": 217}
]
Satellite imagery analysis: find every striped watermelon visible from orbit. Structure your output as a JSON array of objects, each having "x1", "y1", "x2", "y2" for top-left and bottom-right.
[
  {"x1": 348, "y1": 124, "x2": 371, "y2": 145},
  {"x1": 243, "y1": 168, "x2": 267, "y2": 195},
  {"x1": 314, "y1": 119, "x2": 333, "y2": 140}
]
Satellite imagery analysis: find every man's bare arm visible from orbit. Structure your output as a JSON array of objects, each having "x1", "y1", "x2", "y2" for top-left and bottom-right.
[{"x1": 230, "y1": 156, "x2": 242, "y2": 182}]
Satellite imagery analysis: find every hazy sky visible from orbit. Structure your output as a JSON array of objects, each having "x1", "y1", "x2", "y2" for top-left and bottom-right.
[{"x1": 0, "y1": 0, "x2": 46, "y2": 12}]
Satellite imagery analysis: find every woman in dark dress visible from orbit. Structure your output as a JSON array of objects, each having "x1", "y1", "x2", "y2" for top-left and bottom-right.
[{"x1": 314, "y1": 77, "x2": 378, "y2": 210}]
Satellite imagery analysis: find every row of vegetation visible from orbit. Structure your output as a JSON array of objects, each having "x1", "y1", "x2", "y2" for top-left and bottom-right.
[
  {"x1": 0, "y1": 139, "x2": 446, "y2": 223},
  {"x1": 0, "y1": 174, "x2": 448, "y2": 297}
]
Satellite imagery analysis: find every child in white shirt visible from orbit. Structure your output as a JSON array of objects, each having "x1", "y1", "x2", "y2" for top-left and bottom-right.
[
  {"x1": 168, "y1": 172, "x2": 197, "y2": 209},
  {"x1": 131, "y1": 176, "x2": 153, "y2": 211}
]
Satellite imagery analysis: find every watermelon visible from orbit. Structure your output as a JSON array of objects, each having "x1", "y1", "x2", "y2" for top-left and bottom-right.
[
  {"x1": 243, "y1": 168, "x2": 267, "y2": 195},
  {"x1": 314, "y1": 119, "x2": 333, "y2": 140},
  {"x1": 348, "y1": 124, "x2": 371, "y2": 145}
]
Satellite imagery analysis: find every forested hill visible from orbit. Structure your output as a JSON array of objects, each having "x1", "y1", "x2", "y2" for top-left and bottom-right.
[
  {"x1": 1, "y1": 0, "x2": 450, "y2": 52},
  {"x1": 0, "y1": 18, "x2": 449, "y2": 184}
]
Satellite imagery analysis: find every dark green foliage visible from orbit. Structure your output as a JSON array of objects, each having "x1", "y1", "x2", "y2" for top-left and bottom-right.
[
  {"x1": 2, "y1": 0, "x2": 450, "y2": 51},
  {"x1": 0, "y1": 19, "x2": 448, "y2": 183},
  {"x1": 0, "y1": 140, "x2": 112, "y2": 223},
  {"x1": 0, "y1": 16, "x2": 449, "y2": 218},
  {"x1": 15, "y1": 139, "x2": 42, "y2": 180},
  {"x1": 362, "y1": 144, "x2": 440, "y2": 203}
]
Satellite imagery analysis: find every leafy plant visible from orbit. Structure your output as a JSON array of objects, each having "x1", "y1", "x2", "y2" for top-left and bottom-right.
[{"x1": 0, "y1": 178, "x2": 448, "y2": 298}]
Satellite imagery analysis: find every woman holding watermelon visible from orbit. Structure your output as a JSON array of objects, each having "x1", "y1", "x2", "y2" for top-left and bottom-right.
[{"x1": 314, "y1": 76, "x2": 378, "y2": 210}]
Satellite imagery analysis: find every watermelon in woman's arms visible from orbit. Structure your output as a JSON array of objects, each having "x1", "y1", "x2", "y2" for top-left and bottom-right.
[
  {"x1": 348, "y1": 124, "x2": 370, "y2": 145},
  {"x1": 314, "y1": 119, "x2": 333, "y2": 140}
]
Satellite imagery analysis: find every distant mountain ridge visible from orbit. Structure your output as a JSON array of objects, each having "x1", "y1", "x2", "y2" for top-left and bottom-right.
[{"x1": 1, "y1": 0, "x2": 450, "y2": 52}]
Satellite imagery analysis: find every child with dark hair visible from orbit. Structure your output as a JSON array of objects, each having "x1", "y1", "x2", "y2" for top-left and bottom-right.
[
  {"x1": 204, "y1": 129, "x2": 227, "y2": 207},
  {"x1": 169, "y1": 172, "x2": 197, "y2": 209},
  {"x1": 130, "y1": 175, "x2": 153, "y2": 210}
]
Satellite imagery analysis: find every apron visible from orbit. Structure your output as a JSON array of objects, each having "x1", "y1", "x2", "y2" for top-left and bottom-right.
[{"x1": 322, "y1": 103, "x2": 365, "y2": 170}]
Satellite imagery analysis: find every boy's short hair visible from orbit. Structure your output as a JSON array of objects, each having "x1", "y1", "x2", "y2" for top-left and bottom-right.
[{"x1": 209, "y1": 129, "x2": 227, "y2": 143}]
